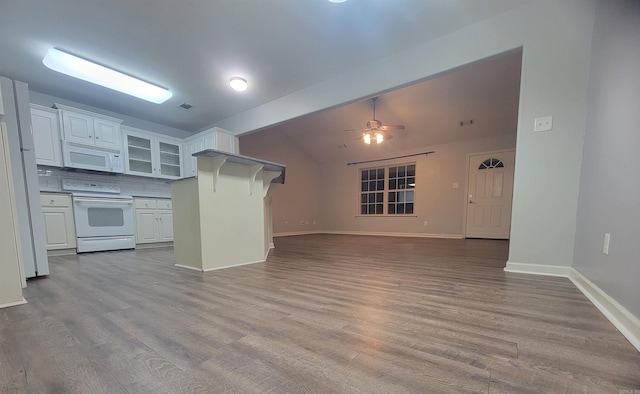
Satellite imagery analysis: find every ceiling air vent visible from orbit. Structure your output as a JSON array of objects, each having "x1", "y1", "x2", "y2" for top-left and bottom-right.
[{"x1": 179, "y1": 103, "x2": 193, "y2": 109}]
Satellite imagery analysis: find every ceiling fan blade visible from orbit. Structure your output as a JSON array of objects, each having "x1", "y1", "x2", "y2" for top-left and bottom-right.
[{"x1": 381, "y1": 124, "x2": 405, "y2": 131}]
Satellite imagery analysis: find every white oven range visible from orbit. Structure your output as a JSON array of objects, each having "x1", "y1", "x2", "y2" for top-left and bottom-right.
[{"x1": 62, "y1": 179, "x2": 135, "y2": 253}]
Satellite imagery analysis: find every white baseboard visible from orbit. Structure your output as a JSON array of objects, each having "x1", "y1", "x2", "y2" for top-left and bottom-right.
[
  {"x1": 273, "y1": 230, "x2": 318, "y2": 237},
  {"x1": 504, "y1": 261, "x2": 640, "y2": 352},
  {"x1": 568, "y1": 269, "x2": 640, "y2": 352},
  {"x1": 0, "y1": 297, "x2": 28, "y2": 309},
  {"x1": 274, "y1": 230, "x2": 464, "y2": 239},
  {"x1": 202, "y1": 258, "x2": 265, "y2": 272},
  {"x1": 176, "y1": 257, "x2": 267, "y2": 272},
  {"x1": 504, "y1": 261, "x2": 573, "y2": 277},
  {"x1": 174, "y1": 263, "x2": 203, "y2": 272}
]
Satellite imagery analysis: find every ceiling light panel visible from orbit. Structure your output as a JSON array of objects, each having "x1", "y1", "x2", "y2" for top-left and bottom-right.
[{"x1": 42, "y1": 48, "x2": 172, "y2": 104}]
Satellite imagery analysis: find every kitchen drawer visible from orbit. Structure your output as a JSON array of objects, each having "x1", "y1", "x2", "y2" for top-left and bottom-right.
[
  {"x1": 157, "y1": 199, "x2": 172, "y2": 210},
  {"x1": 40, "y1": 193, "x2": 72, "y2": 208},
  {"x1": 135, "y1": 198, "x2": 157, "y2": 209}
]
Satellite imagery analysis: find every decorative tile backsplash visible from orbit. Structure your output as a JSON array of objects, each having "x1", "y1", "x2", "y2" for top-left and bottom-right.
[{"x1": 38, "y1": 166, "x2": 172, "y2": 198}]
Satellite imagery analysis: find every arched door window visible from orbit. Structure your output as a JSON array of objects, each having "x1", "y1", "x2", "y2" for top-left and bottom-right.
[{"x1": 478, "y1": 158, "x2": 504, "y2": 170}]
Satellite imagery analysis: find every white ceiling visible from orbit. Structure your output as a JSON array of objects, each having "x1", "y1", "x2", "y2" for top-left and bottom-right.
[
  {"x1": 241, "y1": 50, "x2": 522, "y2": 165},
  {"x1": 0, "y1": 0, "x2": 528, "y2": 132}
]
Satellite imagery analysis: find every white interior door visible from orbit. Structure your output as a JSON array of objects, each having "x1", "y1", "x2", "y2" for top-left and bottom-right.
[{"x1": 465, "y1": 150, "x2": 515, "y2": 239}]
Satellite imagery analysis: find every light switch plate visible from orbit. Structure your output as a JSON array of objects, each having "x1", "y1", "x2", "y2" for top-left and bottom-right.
[
  {"x1": 534, "y1": 116, "x2": 553, "y2": 132},
  {"x1": 603, "y1": 233, "x2": 610, "y2": 255}
]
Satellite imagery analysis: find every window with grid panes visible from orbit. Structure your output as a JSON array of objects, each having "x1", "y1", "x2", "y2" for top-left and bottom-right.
[
  {"x1": 359, "y1": 164, "x2": 416, "y2": 215},
  {"x1": 360, "y1": 167, "x2": 385, "y2": 214},
  {"x1": 388, "y1": 164, "x2": 415, "y2": 214}
]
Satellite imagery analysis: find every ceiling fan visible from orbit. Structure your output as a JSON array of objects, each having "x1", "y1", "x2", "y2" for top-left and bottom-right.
[{"x1": 345, "y1": 97, "x2": 405, "y2": 144}]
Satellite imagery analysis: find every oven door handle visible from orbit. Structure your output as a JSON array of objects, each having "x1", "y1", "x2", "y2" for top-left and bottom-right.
[{"x1": 73, "y1": 197, "x2": 134, "y2": 205}]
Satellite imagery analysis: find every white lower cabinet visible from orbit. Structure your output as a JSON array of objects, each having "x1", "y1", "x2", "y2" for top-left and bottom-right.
[
  {"x1": 134, "y1": 198, "x2": 173, "y2": 244},
  {"x1": 40, "y1": 193, "x2": 76, "y2": 250}
]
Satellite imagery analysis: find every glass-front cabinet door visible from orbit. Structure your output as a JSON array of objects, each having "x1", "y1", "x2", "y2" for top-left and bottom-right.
[
  {"x1": 123, "y1": 127, "x2": 182, "y2": 179},
  {"x1": 125, "y1": 132, "x2": 154, "y2": 176},
  {"x1": 157, "y1": 140, "x2": 181, "y2": 178}
]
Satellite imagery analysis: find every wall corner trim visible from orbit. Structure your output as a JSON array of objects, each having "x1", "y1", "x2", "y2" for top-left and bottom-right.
[{"x1": 504, "y1": 262, "x2": 640, "y2": 353}]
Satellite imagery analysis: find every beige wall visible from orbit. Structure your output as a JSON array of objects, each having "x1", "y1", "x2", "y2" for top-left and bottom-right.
[
  {"x1": 241, "y1": 134, "x2": 322, "y2": 235},
  {"x1": 171, "y1": 177, "x2": 202, "y2": 270},
  {"x1": 320, "y1": 134, "x2": 516, "y2": 237},
  {"x1": 242, "y1": 131, "x2": 516, "y2": 237}
]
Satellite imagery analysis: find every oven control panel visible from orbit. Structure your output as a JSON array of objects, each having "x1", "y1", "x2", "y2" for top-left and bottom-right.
[{"x1": 62, "y1": 179, "x2": 121, "y2": 194}]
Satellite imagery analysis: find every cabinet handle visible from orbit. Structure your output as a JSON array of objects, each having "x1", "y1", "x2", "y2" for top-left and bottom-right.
[
  {"x1": 95, "y1": 136, "x2": 100, "y2": 140},
  {"x1": 50, "y1": 199, "x2": 54, "y2": 204}
]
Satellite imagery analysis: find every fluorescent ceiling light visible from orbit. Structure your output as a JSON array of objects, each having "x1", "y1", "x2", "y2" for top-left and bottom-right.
[
  {"x1": 42, "y1": 48, "x2": 172, "y2": 104},
  {"x1": 229, "y1": 77, "x2": 248, "y2": 92},
  {"x1": 328, "y1": 0, "x2": 347, "y2": 3}
]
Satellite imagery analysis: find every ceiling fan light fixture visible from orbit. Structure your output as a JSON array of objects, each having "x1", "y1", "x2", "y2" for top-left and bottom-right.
[
  {"x1": 363, "y1": 133, "x2": 372, "y2": 144},
  {"x1": 229, "y1": 76, "x2": 248, "y2": 92},
  {"x1": 42, "y1": 47, "x2": 172, "y2": 104},
  {"x1": 375, "y1": 132, "x2": 384, "y2": 144}
]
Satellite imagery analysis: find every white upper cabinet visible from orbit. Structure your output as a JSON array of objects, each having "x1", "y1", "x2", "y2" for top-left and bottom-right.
[
  {"x1": 55, "y1": 104, "x2": 122, "y2": 152},
  {"x1": 30, "y1": 104, "x2": 62, "y2": 167},
  {"x1": 123, "y1": 126, "x2": 182, "y2": 179},
  {"x1": 183, "y1": 127, "x2": 239, "y2": 177}
]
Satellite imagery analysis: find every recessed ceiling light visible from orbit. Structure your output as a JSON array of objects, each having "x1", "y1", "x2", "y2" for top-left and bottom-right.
[
  {"x1": 42, "y1": 47, "x2": 172, "y2": 104},
  {"x1": 229, "y1": 77, "x2": 248, "y2": 92},
  {"x1": 328, "y1": 0, "x2": 347, "y2": 3}
]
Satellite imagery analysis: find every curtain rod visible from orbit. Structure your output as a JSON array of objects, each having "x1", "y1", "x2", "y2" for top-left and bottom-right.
[{"x1": 347, "y1": 151, "x2": 435, "y2": 166}]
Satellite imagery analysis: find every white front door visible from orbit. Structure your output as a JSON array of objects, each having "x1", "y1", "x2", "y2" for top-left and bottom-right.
[{"x1": 465, "y1": 150, "x2": 515, "y2": 239}]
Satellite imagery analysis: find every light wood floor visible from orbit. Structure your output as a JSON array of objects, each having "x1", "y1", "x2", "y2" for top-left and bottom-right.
[{"x1": 1, "y1": 235, "x2": 638, "y2": 393}]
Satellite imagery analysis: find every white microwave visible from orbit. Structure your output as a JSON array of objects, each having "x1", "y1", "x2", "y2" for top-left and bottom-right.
[{"x1": 62, "y1": 141, "x2": 124, "y2": 173}]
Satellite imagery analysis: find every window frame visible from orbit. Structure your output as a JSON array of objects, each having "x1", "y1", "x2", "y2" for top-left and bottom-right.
[{"x1": 358, "y1": 162, "x2": 417, "y2": 217}]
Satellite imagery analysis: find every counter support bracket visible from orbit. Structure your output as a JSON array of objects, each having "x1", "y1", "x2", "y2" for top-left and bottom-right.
[
  {"x1": 248, "y1": 164, "x2": 263, "y2": 195},
  {"x1": 210, "y1": 156, "x2": 227, "y2": 192}
]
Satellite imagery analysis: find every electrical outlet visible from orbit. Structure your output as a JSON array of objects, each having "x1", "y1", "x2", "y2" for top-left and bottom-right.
[
  {"x1": 285, "y1": 221, "x2": 288, "y2": 226},
  {"x1": 423, "y1": 220, "x2": 428, "y2": 227},
  {"x1": 603, "y1": 233, "x2": 610, "y2": 255},
  {"x1": 300, "y1": 220, "x2": 305, "y2": 225},
  {"x1": 534, "y1": 116, "x2": 553, "y2": 132}
]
